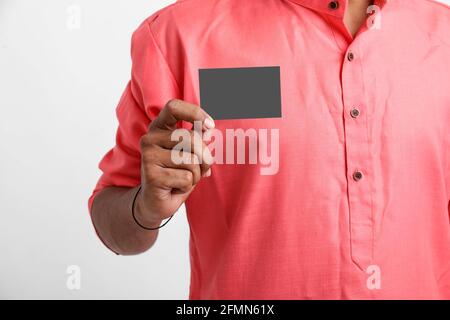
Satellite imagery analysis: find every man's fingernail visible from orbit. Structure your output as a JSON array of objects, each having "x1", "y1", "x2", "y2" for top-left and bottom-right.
[
  {"x1": 204, "y1": 117, "x2": 215, "y2": 129},
  {"x1": 204, "y1": 168, "x2": 212, "y2": 177}
]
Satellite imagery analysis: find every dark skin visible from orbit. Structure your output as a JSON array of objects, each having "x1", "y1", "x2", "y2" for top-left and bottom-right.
[
  {"x1": 91, "y1": 1, "x2": 373, "y2": 255},
  {"x1": 344, "y1": 0, "x2": 374, "y2": 37}
]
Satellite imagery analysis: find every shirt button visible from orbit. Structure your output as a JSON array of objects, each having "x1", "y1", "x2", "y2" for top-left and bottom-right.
[
  {"x1": 347, "y1": 51, "x2": 355, "y2": 61},
  {"x1": 350, "y1": 108, "x2": 360, "y2": 118},
  {"x1": 353, "y1": 171, "x2": 363, "y2": 182},
  {"x1": 328, "y1": 1, "x2": 339, "y2": 10}
]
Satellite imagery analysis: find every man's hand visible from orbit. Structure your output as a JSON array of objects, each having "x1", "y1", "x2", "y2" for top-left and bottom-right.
[
  {"x1": 134, "y1": 99, "x2": 215, "y2": 228},
  {"x1": 91, "y1": 99, "x2": 214, "y2": 255}
]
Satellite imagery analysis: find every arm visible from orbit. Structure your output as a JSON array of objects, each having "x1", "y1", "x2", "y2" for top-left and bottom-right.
[
  {"x1": 91, "y1": 186, "x2": 161, "y2": 255},
  {"x1": 89, "y1": 20, "x2": 214, "y2": 255}
]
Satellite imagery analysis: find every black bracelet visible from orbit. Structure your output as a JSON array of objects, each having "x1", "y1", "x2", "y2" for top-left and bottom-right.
[{"x1": 131, "y1": 185, "x2": 174, "y2": 230}]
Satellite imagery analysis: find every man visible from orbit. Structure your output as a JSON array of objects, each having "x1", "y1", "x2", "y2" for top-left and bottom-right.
[{"x1": 89, "y1": 0, "x2": 450, "y2": 299}]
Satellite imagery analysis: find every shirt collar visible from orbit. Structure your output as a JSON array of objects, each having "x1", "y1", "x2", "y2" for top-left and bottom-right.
[{"x1": 288, "y1": 0, "x2": 389, "y2": 18}]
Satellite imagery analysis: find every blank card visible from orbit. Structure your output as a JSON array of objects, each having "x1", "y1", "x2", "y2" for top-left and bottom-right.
[{"x1": 199, "y1": 66, "x2": 282, "y2": 120}]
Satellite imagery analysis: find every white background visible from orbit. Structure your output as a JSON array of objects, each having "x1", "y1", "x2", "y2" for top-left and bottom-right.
[{"x1": 1, "y1": 0, "x2": 450, "y2": 299}]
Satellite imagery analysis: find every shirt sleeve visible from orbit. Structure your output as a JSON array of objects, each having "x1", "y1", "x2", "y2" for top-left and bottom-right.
[{"x1": 88, "y1": 19, "x2": 181, "y2": 214}]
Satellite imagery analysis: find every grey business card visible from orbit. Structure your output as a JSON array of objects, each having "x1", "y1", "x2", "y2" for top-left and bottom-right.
[{"x1": 199, "y1": 66, "x2": 282, "y2": 120}]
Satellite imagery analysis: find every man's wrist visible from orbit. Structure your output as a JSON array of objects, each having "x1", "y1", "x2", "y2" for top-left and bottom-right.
[{"x1": 133, "y1": 187, "x2": 163, "y2": 229}]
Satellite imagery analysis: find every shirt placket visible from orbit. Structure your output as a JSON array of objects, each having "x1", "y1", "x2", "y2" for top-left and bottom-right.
[{"x1": 341, "y1": 44, "x2": 374, "y2": 271}]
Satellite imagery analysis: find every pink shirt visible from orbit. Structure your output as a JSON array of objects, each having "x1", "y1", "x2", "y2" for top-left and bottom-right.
[{"x1": 89, "y1": 0, "x2": 450, "y2": 299}]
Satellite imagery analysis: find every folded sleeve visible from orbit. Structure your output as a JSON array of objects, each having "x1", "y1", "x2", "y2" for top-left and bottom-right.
[{"x1": 88, "y1": 19, "x2": 181, "y2": 213}]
